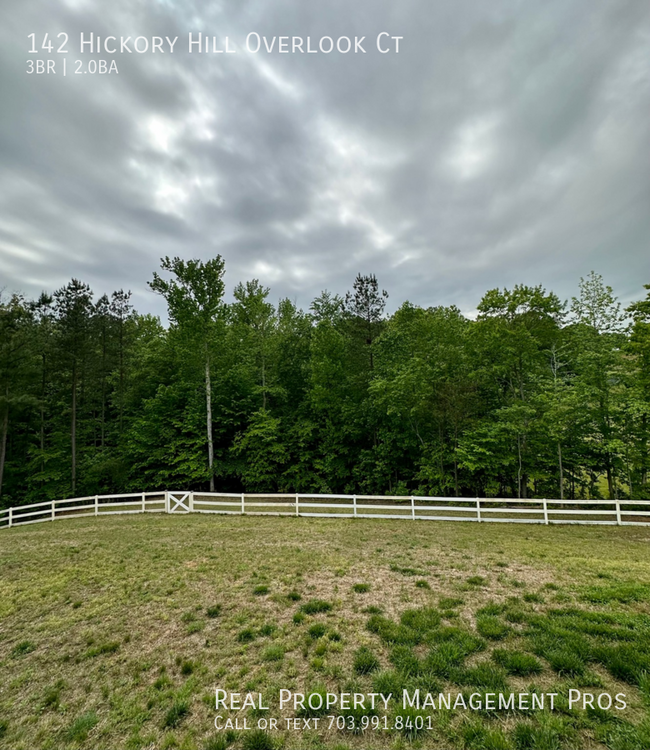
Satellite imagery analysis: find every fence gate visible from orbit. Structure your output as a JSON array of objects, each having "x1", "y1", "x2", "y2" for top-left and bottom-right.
[{"x1": 167, "y1": 491, "x2": 191, "y2": 513}]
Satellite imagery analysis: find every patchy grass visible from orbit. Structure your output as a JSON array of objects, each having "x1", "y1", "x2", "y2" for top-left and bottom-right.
[
  {"x1": 1, "y1": 514, "x2": 650, "y2": 749},
  {"x1": 261, "y1": 644, "x2": 284, "y2": 662},
  {"x1": 476, "y1": 615, "x2": 511, "y2": 641},
  {"x1": 67, "y1": 711, "x2": 98, "y2": 742},
  {"x1": 353, "y1": 646, "x2": 380, "y2": 675},
  {"x1": 163, "y1": 699, "x2": 190, "y2": 728},
  {"x1": 308, "y1": 623, "x2": 327, "y2": 640},
  {"x1": 300, "y1": 599, "x2": 332, "y2": 615},
  {"x1": 491, "y1": 649, "x2": 543, "y2": 676}
]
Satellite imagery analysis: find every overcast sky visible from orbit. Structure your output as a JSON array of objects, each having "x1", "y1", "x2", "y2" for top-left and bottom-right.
[{"x1": 1, "y1": 0, "x2": 648, "y2": 319}]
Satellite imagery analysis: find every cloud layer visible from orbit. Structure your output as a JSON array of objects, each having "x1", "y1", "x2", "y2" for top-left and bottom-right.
[{"x1": 1, "y1": 0, "x2": 649, "y2": 316}]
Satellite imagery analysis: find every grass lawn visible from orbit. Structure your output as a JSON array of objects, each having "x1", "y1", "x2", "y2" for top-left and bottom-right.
[{"x1": 1, "y1": 515, "x2": 650, "y2": 749}]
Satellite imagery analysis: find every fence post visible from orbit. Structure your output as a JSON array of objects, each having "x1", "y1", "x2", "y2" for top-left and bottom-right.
[
  {"x1": 8, "y1": 507, "x2": 12, "y2": 528},
  {"x1": 141, "y1": 492, "x2": 145, "y2": 513},
  {"x1": 295, "y1": 493, "x2": 299, "y2": 517},
  {"x1": 95, "y1": 495, "x2": 99, "y2": 516},
  {"x1": 51, "y1": 500, "x2": 55, "y2": 521},
  {"x1": 411, "y1": 495, "x2": 415, "y2": 520},
  {"x1": 241, "y1": 493, "x2": 245, "y2": 515},
  {"x1": 476, "y1": 497, "x2": 481, "y2": 523},
  {"x1": 165, "y1": 490, "x2": 169, "y2": 513},
  {"x1": 543, "y1": 499, "x2": 549, "y2": 525},
  {"x1": 189, "y1": 492, "x2": 194, "y2": 513},
  {"x1": 616, "y1": 499, "x2": 621, "y2": 526},
  {"x1": 353, "y1": 494, "x2": 357, "y2": 518}
]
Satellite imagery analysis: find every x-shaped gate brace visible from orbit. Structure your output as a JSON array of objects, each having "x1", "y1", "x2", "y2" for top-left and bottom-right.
[{"x1": 168, "y1": 492, "x2": 191, "y2": 513}]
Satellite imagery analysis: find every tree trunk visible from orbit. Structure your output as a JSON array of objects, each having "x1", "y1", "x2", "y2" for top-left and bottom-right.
[
  {"x1": 453, "y1": 428, "x2": 459, "y2": 497},
  {"x1": 71, "y1": 361, "x2": 77, "y2": 494},
  {"x1": 40, "y1": 353, "x2": 46, "y2": 477},
  {"x1": 261, "y1": 352, "x2": 267, "y2": 411},
  {"x1": 205, "y1": 351, "x2": 215, "y2": 492},
  {"x1": 558, "y1": 441, "x2": 564, "y2": 500},
  {"x1": 0, "y1": 399, "x2": 8, "y2": 499},
  {"x1": 119, "y1": 319, "x2": 125, "y2": 434},
  {"x1": 642, "y1": 414, "x2": 648, "y2": 489},
  {"x1": 517, "y1": 433, "x2": 522, "y2": 499},
  {"x1": 100, "y1": 324, "x2": 106, "y2": 449},
  {"x1": 606, "y1": 463, "x2": 615, "y2": 500}
]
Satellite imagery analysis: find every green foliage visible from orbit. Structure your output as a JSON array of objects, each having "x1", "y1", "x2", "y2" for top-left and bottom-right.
[
  {"x1": 352, "y1": 583, "x2": 370, "y2": 593},
  {"x1": 2, "y1": 267, "x2": 650, "y2": 504}
]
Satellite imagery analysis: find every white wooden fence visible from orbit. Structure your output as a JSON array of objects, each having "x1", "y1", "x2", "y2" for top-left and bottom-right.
[{"x1": 1, "y1": 491, "x2": 649, "y2": 530}]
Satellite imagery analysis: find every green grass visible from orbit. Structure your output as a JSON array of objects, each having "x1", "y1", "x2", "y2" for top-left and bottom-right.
[
  {"x1": 238, "y1": 627, "x2": 257, "y2": 643},
  {"x1": 300, "y1": 599, "x2": 332, "y2": 614},
  {"x1": 308, "y1": 623, "x2": 327, "y2": 639},
  {"x1": 11, "y1": 640, "x2": 35, "y2": 657},
  {"x1": 67, "y1": 711, "x2": 98, "y2": 742},
  {"x1": 1, "y1": 514, "x2": 650, "y2": 749},
  {"x1": 491, "y1": 649, "x2": 543, "y2": 676},
  {"x1": 261, "y1": 644, "x2": 285, "y2": 662},
  {"x1": 242, "y1": 729, "x2": 275, "y2": 750},
  {"x1": 476, "y1": 615, "x2": 511, "y2": 640},
  {"x1": 353, "y1": 646, "x2": 380, "y2": 674},
  {"x1": 84, "y1": 640, "x2": 120, "y2": 658},
  {"x1": 163, "y1": 699, "x2": 190, "y2": 728}
]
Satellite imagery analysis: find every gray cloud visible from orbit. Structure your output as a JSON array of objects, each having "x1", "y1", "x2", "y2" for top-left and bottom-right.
[{"x1": 1, "y1": 0, "x2": 648, "y2": 319}]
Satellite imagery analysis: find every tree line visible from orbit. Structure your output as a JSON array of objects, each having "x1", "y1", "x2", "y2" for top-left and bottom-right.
[{"x1": 1, "y1": 259, "x2": 649, "y2": 507}]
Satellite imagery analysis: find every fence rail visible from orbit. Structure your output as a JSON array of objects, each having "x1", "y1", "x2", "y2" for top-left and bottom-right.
[{"x1": 1, "y1": 491, "x2": 649, "y2": 530}]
